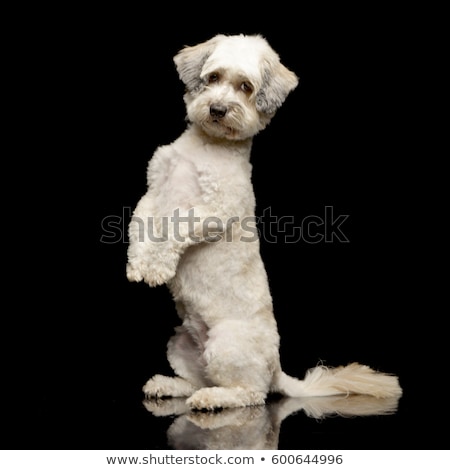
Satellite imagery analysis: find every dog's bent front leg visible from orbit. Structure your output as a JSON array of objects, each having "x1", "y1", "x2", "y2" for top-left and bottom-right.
[
  {"x1": 127, "y1": 198, "x2": 225, "y2": 287},
  {"x1": 126, "y1": 193, "x2": 188, "y2": 286}
]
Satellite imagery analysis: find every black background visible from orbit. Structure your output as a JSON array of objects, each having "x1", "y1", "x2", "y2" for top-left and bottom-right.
[{"x1": 11, "y1": 5, "x2": 444, "y2": 451}]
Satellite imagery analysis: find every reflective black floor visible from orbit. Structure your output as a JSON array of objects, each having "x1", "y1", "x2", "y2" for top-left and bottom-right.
[
  {"x1": 19, "y1": 364, "x2": 442, "y2": 451},
  {"x1": 140, "y1": 394, "x2": 403, "y2": 450}
]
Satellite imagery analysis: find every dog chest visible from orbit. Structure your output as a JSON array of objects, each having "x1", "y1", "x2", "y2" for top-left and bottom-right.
[{"x1": 150, "y1": 131, "x2": 255, "y2": 217}]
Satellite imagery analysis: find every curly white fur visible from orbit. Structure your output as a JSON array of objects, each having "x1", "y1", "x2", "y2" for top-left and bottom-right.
[{"x1": 127, "y1": 34, "x2": 402, "y2": 410}]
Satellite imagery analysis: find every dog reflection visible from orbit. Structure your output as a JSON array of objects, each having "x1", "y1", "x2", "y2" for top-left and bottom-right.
[{"x1": 143, "y1": 394, "x2": 400, "y2": 450}]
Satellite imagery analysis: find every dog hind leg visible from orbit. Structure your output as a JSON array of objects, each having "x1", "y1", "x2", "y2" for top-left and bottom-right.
[
  {"x1": 187, "y1": 386, "x2": 266, "y2": 410},
  {"x1": 186, "y1": 320, "x2": 276, "y2": 409},
  {"x1": 143, "y1": 324, "x2": 208, "y2": 398},
  {"x1": 167, "y1": 324, "x2": 210, "y2": 388},
  {"x1": 143, "y1": 374, "x2": 197, "y2": 398}
]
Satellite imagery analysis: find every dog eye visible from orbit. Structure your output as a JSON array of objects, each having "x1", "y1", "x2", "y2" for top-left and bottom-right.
[
  {"x1": 208, "y1": 73, "x2": 220, "y2": 83},
  {"x1": 240, "y1": 81, "x2": 253, "y2": 93}
]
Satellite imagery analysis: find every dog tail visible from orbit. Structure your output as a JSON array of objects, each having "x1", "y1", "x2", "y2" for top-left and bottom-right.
[{"x1": 274, "y1": 363, "x2": 402, "y2": 399}]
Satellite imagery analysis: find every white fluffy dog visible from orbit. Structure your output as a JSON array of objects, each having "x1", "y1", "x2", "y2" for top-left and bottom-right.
[{"x1": 127, "y1": 34, "x2": 402, "y2": 410}]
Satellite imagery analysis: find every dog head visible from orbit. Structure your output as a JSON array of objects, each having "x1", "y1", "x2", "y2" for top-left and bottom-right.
[{"x1": 174, "y1": 34, "x2": 299, "y2": 140}]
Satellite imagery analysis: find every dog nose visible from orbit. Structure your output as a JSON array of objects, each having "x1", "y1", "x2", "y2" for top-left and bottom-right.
[{"x1": 210, "y1": 104, "x2": 227, "y2": 118}]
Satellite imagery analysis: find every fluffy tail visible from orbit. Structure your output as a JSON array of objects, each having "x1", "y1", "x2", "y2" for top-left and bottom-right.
[{"x1": 274, "y1": 363, "x2": 402, "y2": 399}]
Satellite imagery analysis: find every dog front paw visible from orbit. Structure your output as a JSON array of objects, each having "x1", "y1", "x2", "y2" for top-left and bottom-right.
[
  {"x1": 126, "y1": 262, "x2": 144, "y2": 283},
  {"x1": 126, "y1": 259, "x2": 176, "y2": 286},
  {"x1": 127, "y1": 241, "x2": 182, "y2": 286},
  {"x1": 142, "y1": 263, "x2": 176, "y2": 287}
]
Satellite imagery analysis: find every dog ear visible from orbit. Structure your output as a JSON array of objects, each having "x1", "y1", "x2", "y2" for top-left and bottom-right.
[
  {"x1": 173, "y1": 35, "x2": 226, "y2": 93},
  {"x1": 256, "y1": 59, "x2": 299, "y2": 115}
]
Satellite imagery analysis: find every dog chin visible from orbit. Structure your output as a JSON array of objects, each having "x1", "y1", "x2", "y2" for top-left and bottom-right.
[
  {"x1": 194, "y1": 114, "x2": 267, "y2": 141},
  {"x1": 200, "y1": 120, "x2": 244, "y2": 140}
]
